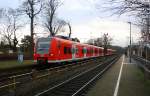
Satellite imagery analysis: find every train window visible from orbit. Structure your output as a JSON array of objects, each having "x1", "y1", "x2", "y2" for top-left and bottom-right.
[
  {"x1": 86, "y1": 49, "x2": 88, "y2": 54},
  {"x1": 70, "y1": 48, "x2": 72, "y2": 54},
  {"x1": 36, "y1": 38, "x2": 50, "y2": 54},
  {"x1": 71, "y1": 48, "x2": 79, "y2": 54},
  {"x1": 95, "y1": 49, "x2": 96, "y2": 54},
  {"x1": 95, "y1": 49, "x2": 97, "y2": 54},
  {"x1": 72, "y1": 48, "x2": 75, "y2": 54},
  {"x1": 89, "y1": 49, "x2": 91, "y2": 54},
  {"x1": 64, "y1": 47, "x2": 72, "y2": 54},
  {"x1": 82, "y1": 49, "x2": 84, "y2": 54},
  {"x1": 90, "y1": 49, "x2": 93, "y2": 54},
  {"x1": 66, "y1": 47, "x2": 71, "y2": 54},
  {"x1": 87, "y1": 49, "x2": 90, "y2": 54},
  {"x1": 76, "y1": 48, "x2": 78, "y2": 53},
  {"x1": 84, "y1": 48, "x2": 87, "y2": 53},
  {"x1": 68, "y1": 47, "x2": 71, "y2": 54},
  {"x1": 99, "y1": 50, "x2": 101, "y2": 54},
  {"x1": 57, "y1": 41, "x2": 61, "y2": 48},
  {"x1": 82, "y1": 48, "x2": 87, "y2": 54},
  {"x1": 64, "y1": 47, "x2": 67, "y2": 54}
]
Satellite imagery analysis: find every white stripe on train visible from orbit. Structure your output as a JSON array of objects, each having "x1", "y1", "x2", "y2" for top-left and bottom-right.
[{"x1": 33, "y1": 55, "x2": 104, "y2": 63}]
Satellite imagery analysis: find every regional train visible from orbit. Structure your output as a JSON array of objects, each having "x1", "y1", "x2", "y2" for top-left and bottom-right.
[{"x1": 34, "y1": 36, "x2": 115, "y2": 64}]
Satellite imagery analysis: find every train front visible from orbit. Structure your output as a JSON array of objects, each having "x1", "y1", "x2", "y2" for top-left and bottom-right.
[{"x1": 34, "y1": 37, "x2": 51, "y2": 64}]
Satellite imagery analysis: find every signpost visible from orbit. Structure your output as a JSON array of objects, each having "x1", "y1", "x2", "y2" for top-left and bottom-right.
[{"x1": 18, "y1": 48, "x2": 23, "y2": 64}]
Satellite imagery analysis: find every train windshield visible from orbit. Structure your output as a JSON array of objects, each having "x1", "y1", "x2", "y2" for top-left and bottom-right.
[{"x1": 36, "y1": 38, "x2": 51, "y2": 54}]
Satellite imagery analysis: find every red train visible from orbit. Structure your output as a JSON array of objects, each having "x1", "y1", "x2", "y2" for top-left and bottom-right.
[{"x1": 34, "y1": 36, "x2": 115, "y2": 64}]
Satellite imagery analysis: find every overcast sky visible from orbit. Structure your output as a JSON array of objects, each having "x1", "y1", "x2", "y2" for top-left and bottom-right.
[{"x1": 0, "y1": 0, "x2": 141, "y2": 47}]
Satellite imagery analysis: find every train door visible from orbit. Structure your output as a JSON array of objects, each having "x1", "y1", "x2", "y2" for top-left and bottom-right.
[
  {"x1": 83, "y1": 47, "x2": 86, "y2": 58},
  {"x1": 75, "y1": 45, "x2": 79, "y2": 58},
  {"x1": 57, "y1": 40, "x2": 61, "y2": 60},
  {"x1": 72, "y1": 43, "x2": 76, "y2": 60},
  {"x1": 93, "y1": 48, "x2": 95, "y2": 57}
]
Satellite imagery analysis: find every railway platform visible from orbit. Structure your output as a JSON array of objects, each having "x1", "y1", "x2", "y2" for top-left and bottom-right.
[{"x1": 87, "y1": 55, "x2": 150, "y2": 96}]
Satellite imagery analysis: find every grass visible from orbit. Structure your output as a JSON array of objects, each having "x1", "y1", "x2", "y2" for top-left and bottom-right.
[
  {"x1": 138, "y1": 68, "x2": 150, "y2": 83},
  {"x1": 87, "y1": 61, "x2": 150, "y2": 96},
  {"x1": 0, "y1": 60, "x2": 33, "y2": 69},
  {"x1": 126, "y1": 65, "x2": 150, "y2": 96}
]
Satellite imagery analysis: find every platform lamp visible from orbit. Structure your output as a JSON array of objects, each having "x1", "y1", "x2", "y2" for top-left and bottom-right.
[{"x1": 128, "y1": 22, "x2": 132, "y2": 63}]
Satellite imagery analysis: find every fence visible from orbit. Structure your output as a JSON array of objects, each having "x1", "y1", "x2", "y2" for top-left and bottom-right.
[{"x1": 132, "y1": 55, "x2": 150, "y2": 79}]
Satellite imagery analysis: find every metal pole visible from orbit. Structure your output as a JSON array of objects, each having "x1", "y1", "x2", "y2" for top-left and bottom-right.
[
  {"x1": 128, "y1": 22, "x2": 132, "y2": 63},
  {"x1": 130, "y1": 22, "x2": 132, "y2": 63},
  {"x1": 146, "y1": 10, "x2": 149, "y2": 61}
]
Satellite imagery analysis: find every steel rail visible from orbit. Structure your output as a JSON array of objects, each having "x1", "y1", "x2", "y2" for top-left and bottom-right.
[
  {"x1": 35, "y1": 56, "x2": 119, "y2": 96},
  {"x1": 72, "y1": 57, "x2": 118, "y2": 96},
  {"x1": 0, "y1": 57, "x2": 101, "y2": 91}
]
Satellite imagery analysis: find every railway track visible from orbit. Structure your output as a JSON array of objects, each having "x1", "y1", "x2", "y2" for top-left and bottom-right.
[
  {"x1": 0, "y1": 58, "x2": 89, "y2": 81},
  {"x1": 0, "y1": 55, "x2": 113, "y2": 83},
  {"x1": 0, "y1": 57, "x2": 98, "y2": 81},
  {"x1": 35, "y1": 56, "x2": 119, "y2": 96},
  {"x1": 0, "y1": 64, "x2": 35, "y2": 82},
  {"x1": 0, "y1": 56, "x2": 113, "y2": 95}
]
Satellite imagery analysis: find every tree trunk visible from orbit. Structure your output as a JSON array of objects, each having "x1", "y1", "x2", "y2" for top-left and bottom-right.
[
  {"x1": 8, "y1": 39, "x2": 12, "y2": 50},
  {"x1": 68, "y1": 23, "x2": 71, "y2": 38},
  {"x1": 30, "y1": 16, "x2": 34, "y2": 59},
  {"x1": 13, "y1": 37, "x2": 18, "y2": 52},
  {"x1": 104, "y1": 46, "x2": 107, "y2": 56}
]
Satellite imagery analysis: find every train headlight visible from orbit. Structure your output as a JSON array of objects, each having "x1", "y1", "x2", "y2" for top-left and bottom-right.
[{"x1": 50, "y1": 54, "x2": 54, "y2": 56}]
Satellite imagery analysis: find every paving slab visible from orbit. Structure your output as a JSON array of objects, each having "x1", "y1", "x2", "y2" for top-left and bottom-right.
[
  {"x1": 87, "y1": 55, "x2": 150, "y2": 96},
  {"x1": 87, "y1": 56, "x2": 123, "y2": 96},
  {"x1": 118, "y1": 56, "x2": 150, "y2": 96}
]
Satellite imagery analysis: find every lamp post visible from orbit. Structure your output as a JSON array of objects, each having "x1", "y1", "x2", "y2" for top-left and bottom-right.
[{"x1": 128, "y1": 22, "x2": 132, "y2": 63}]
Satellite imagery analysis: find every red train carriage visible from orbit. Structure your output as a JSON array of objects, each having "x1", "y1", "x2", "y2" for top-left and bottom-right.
[
  {"x1": 107, "y1": 49, "x2": 113, "y2": 55},
  {"x1": 34, "y1": 37, "x2": 113, "y2": 64}
]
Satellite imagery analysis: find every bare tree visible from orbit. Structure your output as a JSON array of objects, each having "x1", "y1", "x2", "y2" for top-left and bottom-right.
[
  {"x1": 99, "y1": 0, "x2": 150, "y2": 28},
  {"x1": 0, "y1": 25, "x2": 13, "y2": 49},
  {"x1": 21, "y1": 0, "x2": 43, "y2": 56},
  {"x1": 0, "y1": 8, "x2": 22, "y2": 52},
  {"x1": 94, "y1": 38, "x2": 103, "y2": 47},
  {"x1": 67, "y1": 22, "x2": 72, "y2": 38},
  {"x1": 43, "y1": 0, "x2": 73, "y2": 37},
  {"x1": 45, "y1": 18, "x2": 67, "y2": 36},
  {"x1": 101, "y1": 0, "x2": 149, "y2": 16},
  {"x1": 99, "y1": 0, "x2": 150, "y2": 59},
  {"x1": 102, "y1": 0, "x2": 150, "y2": 36},
  {"x1": 102, "y1": 33, "x2": 112, "y2": 56},
  {"x1": 86, "y1": 39, "x2": 95, "y2": 45},
  {"x1": 44, "y1": 0, "x2": 64, "y2": 36}
]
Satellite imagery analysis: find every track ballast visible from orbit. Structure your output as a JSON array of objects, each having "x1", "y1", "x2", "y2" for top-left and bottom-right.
[{"x1": 35, "y1": 56, "x2": 119, "y2": 96}]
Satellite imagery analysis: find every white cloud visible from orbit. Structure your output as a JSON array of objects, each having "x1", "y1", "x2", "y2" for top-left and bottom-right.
[
  {"x1": 60, "y1": 0, "x2": 94, "y2": 11},
  {"x1": 71, "y1": 18, "x2": 141, "y2": 47},
  {"x1": 0, "y1": 0, "x2": 141, "y2": 47},
  {"x1": 0, "y1": 0, "x2": 20, "y2": 8}
]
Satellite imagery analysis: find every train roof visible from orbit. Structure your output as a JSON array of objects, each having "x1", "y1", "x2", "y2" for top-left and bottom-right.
[
  {"x1": 53, "y1": 37, "x2": 103, "y2": 49},
  {"x1": 37, "y1": 36, "x2": 104, "y2": 50}
]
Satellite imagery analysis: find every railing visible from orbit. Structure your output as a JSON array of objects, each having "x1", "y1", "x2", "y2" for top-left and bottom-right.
[{"x1": 132, "y1": 55, "x2": 150, "y2": 79}]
